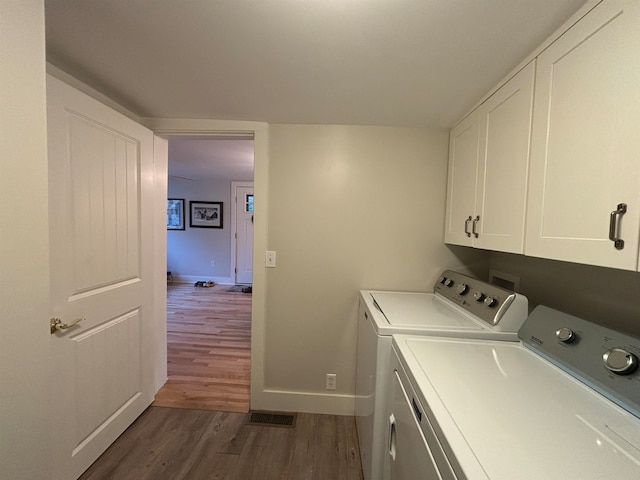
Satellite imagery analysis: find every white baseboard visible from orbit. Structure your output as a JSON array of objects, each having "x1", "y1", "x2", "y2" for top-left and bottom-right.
[
  {"x1": 170, "y1": 274, "x2": 235, "y2": 285},
  {"x1": 252, "y1": 388, "x2": 355, "y2": 416}
]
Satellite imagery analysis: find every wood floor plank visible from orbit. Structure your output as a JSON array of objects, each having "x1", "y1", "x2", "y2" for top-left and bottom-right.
[
  {"x1": 154, "y1": 283, "x2": 252, "y2": 412},
  {"x1": 79, "y1": 407, "x2": 364, "y2": 480}
]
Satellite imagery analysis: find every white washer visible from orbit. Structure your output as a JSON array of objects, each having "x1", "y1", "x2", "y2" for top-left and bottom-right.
[
  {"x1": 390, "y1": 305, "x2": 640, "y2": 479},
  {"x1": 355, "y1": 270, "x2": 528, "y2": 480}
]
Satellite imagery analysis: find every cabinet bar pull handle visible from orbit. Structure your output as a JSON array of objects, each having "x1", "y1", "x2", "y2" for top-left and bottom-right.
[
  {"x1": 472, "y1": 215, "x2": 480, "y2": 238},
  {"x1": 464, "y1": 216, "x2": 472, "y2": 237},
  {"x1": 609, "y1": 203, "x2": 627, "y2": 250}
]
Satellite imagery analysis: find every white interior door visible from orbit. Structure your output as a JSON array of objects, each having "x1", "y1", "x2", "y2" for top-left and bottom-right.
[
  {"x1": 235, "y1": 183, "x2": 254, "y2": 284},
  {"x1": 47, "y1": 75, "x2": 156, "y2": 480}
]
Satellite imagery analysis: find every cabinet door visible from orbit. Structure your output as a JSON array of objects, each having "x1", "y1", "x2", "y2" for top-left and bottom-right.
[
  {"x1": 444, "y1": 110, "x2": 479, "y2": 246},
  {"x1": 526, "y1": 0, "x2": 640, "y2": 270},
  {"x1": 474, "y1": 61, "x2": 535, "y2": 253}
]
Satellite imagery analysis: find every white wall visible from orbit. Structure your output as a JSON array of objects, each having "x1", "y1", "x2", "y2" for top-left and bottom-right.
[
  {"x1": 0, "y1": 1, "x2": 51, "y2": 478},
  {"x1": 262, "y1": 124, "x2": 487, "y2": 413},
  {"x1": 168, "y1": 177, "x2": 234, "y2": 283},
  {"x1": 489, "y1": 252, "x2": 640, "y2": 336}
]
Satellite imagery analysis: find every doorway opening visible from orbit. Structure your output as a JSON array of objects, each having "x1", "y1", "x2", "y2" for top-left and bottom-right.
[{"x1": 155, "y1": 134, "x2": 255, "y2": 412}]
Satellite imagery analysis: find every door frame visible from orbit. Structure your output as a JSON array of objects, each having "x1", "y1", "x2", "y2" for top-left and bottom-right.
[
  {"x1": 231, "y1": 181, "x2": 255, "y2": 285},
  {"x1": 145, "y1": 118, "x2": 269, "y2": 411}
]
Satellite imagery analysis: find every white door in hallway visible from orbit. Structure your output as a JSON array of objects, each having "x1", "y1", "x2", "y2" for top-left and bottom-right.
[
  {"x1": 235, "y1": 183, "x2": 254, "y2": 284},
  {"x1": 47, "y1": 75, "x2": 156, "y2": 480}
]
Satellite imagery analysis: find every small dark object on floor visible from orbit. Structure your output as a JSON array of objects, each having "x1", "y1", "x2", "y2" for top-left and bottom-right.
[
  {"x1": 227, "y1": 285, "x2": 252, "y2": 293},
  {"x1": 194, "y1": 281, "x2": 215, "y2": 287}
]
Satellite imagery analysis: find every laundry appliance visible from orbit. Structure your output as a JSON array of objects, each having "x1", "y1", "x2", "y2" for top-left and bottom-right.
[
  {"x1": 389, "y1": 305, "x2": 640, "y2": 479},
  {"x1": 356, "y1": 270, "x2": 528, "y2": 480}
]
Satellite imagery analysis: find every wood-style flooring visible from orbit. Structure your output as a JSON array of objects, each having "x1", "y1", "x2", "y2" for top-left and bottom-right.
[
  {"x1": 153, "y1": 283, "x2": 252, "y2": 412},
  {"x1": 79, "y1": 407, "x2": 364, "y2": 480}
]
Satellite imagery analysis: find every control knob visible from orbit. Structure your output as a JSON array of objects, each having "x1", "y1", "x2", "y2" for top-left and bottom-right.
[
  {"x1": 456, "y1": 283, "x2": 469, "y2": 295},
  {"x1": 483, "y1": 297, "x2": 498, "y2": 308},
  {"x1": 443, "y1": 278, "x2": 454, "y2": 287},
  {"x1": 603, "y1": 348, "x2": 638, "y2": 375},
  {"x1": 437, "y1": 276, "x2": 447, "y2": 285},
  {"x1": 473, "y1": 292, "x2": 485, "y2": 303},
  {"x1": 555, "y1": 328, "x2": 576, "y2": 344}
]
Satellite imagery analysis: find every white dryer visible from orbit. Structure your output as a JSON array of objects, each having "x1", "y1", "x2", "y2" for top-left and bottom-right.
[
  {"x1": 389, "y1": 305, "x2": 640, "y2": 479},
  {"x1": 356, "y1": 270, "x2": 528, "y2": 480}
]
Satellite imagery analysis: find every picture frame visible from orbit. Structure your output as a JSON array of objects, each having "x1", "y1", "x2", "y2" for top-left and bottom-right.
[
  {"x1": 167, "y1": 198, "x2": 185, "y2": 230},
  {"x1": 190, "y1": 201, "x2": 223, "y2": 228}
]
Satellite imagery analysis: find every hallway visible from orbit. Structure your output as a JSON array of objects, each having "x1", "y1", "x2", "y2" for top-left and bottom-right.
[{"x1": 153, "y1": 283, "x2": 251, "y2": 412}]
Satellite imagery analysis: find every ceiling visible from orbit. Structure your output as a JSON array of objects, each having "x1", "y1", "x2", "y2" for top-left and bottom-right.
[
  {"x1": 44, "y1": 0, "x2": 588, "y2": 180},
  {"x1": 45, "y1": 0, "x2": 588, "y2": 129},
  {"x1": 168, "y1": 136, "x2": 254, "y2": 182}
]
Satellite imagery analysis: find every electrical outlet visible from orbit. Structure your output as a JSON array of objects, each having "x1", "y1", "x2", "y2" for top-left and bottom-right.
[
  {"x1": 325, "y1": 373, "x2": 337, "y2": 390},
  {"x1": 210, "y1": 260, "x2": 215, "y2": 268},
  {"x1": 265, "y1": 250, "x2": 276, "y2": 268}
]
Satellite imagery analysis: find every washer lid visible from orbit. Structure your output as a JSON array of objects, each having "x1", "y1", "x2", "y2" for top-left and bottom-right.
[
  {"x1": 395, "y1": 335, "x2": 640, "y2": 479},
  {"x1": 370, "y1": 291, "x2": 483, "y2": 329}
]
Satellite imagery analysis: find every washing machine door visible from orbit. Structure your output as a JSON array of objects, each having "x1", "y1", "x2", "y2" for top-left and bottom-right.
[{"x1": 389, "y1": 368, "x2": 454, "y2": 480}]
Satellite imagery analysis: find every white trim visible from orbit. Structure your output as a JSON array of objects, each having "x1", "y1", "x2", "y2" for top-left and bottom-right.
[
  {"x1": 171, "y1": 274, "x2": 235, "y2": 285},
  {"x1": 231, "y1": 181, "x2": 254, "y2": 285},
  {"x1": 152, "y1": 136, "x2": 169, "y2": 394},
  {"x1": 142, "y1": 117, "x2": 270, "y2": 413},
  {"x1": 259, "y1": 389, "x2": 355, "y2": 416}
]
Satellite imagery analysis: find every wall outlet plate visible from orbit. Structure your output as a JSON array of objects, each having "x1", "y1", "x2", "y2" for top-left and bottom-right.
[{"x1": 325, "y1": 373, "x2": 336, "y2": 390}]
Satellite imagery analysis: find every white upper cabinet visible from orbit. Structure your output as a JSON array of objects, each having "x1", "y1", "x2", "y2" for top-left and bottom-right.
[
  {"x1": 445, "y1": 61, "x2": 535, "y2": 253},
  {"x1": 525, "y1": 0, "x2": 640, "y2": 271},
  {"x1": 445, "y1": 109, "x2": 479, "y2": 247}
]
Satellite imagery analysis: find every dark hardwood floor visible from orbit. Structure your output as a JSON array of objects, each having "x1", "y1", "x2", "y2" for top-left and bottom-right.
[
  {"x1": 80, "y1": 283, "x2": 363, "y2": 479},
  {"x1": 79, "y1": 407, "x2": 364, "y2": 480}
]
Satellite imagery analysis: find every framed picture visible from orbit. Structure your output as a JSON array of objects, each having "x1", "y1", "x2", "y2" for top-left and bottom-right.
[
  {"x1": 190, "y1": 201, "x2": 223, "y2": 228},
  {"x1": 167, "y1": 198, "x2": 185, "y2": 230}
]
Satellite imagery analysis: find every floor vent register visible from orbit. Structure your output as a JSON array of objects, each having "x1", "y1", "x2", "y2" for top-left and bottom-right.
[{"x1": 247, "y1": 411, "x2": 297, "y2": 428}]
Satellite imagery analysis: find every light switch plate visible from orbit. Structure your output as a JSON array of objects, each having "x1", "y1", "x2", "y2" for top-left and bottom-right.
[{"x1": 266, "y1": 250, "x2": 276, "y2": 268}]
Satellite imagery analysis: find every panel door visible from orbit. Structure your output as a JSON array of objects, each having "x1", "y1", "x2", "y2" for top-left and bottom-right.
[
  {"x1": 47, "y1": 75, "x2": 156, "y2": 480},
  {"x1": 235, "y1": 184, "x2": 254, "y2": 284},
  {"x1": 474, "y1": 60, "x2": 535, "y2": 253},
  {"x1": 444, "y1": 110, "x2": 479, "y2": 246},
  {"x1": 525, "y1": 0, "x2": 640, "y2": 270}
]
